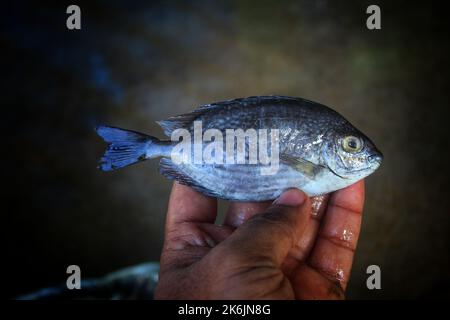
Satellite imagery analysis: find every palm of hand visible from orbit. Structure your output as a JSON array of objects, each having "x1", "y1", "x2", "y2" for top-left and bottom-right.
[{"x1": 155, "y1": 181, "x2": 364, "y2": 300}]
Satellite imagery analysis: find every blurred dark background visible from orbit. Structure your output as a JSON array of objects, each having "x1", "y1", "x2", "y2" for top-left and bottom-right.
[{"x1": 3, "y1": 0, "x2": 450, "y2": 299}]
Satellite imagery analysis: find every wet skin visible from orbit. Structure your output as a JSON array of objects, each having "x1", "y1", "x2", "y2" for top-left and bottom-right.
[{"x1": 155, "y1": 180, "x2": 365, "y2": 299}]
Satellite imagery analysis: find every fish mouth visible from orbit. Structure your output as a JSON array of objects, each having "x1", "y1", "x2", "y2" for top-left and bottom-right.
[
  {"x1": 368, "y1": 153, "x2": 383, "y2": 165},
  {"x1": 330, "y1": 152, "x2": 383, "y2": 178}
]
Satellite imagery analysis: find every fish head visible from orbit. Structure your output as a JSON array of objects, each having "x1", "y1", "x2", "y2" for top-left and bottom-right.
[{"x1": 321, "y1": 127, "x2": 383, "y2": 182}]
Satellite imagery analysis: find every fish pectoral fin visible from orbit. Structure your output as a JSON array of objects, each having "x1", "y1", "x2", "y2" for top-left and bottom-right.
[{"x1": 280, "y1": 154, "x2": 323, "y2": 180}]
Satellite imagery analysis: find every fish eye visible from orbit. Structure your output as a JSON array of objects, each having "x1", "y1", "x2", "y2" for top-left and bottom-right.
[{"x1": 342, "y1": 136, "x2": 363, "y2": 153}]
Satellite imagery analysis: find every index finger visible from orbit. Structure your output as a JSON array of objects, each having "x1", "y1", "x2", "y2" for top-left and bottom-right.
[{"x1": 166, "y1": 182, "x2": 217, "y2": 231}]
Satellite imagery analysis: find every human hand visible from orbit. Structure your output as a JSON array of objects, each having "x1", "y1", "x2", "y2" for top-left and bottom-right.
[{"x1": 155, "y1": 180, "x2": 365, "y2": 299}]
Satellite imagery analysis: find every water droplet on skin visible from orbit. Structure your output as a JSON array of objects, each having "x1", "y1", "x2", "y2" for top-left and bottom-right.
[
  {"x1": 235, "y1": 210, "x2": 252, "y2": 225},
  {"x1": 341, "y1": 229, "x2": 354, "y2": 242},
  {"x1": 336, "y1": 269, "x2": 345, "y2": 282},
  {"x1": 311, "y1": 195, "x2": 327, "y2": 218}
]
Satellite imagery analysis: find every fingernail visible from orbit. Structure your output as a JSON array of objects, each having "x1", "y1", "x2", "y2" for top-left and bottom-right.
[{"x1": 274, "y1": 188, "x2": 306, "y2": 206}]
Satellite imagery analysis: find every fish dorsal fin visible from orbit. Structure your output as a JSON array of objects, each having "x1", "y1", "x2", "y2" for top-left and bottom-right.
[
  {"x1": 280, "y1": 154, "x2": 323, "y2": 180},
  {"x1": 157, "y1": 95, "x2": 339, "y2": 136},
  {"x1": 156, "y1": 106, "x2": 218, "y2": 137},
  {"x1": 156, "y1": 100, "x2": 236, "y2": 137},
  {"x1": 156, "y1": 96, "x2": 279, "y2": 137},
  {"x1": 159, "y1": 158, "x2": 220, "y2": 198}
]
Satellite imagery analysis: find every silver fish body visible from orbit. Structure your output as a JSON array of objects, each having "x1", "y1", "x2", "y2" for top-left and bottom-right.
[{"x1": 97, "y1": 96, "x2": 383, "y2": 201}]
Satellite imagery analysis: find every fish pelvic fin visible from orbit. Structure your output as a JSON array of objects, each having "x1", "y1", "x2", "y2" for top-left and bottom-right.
[{"x1": 96, "y1": 126, "x2": 163, "y2": 171}]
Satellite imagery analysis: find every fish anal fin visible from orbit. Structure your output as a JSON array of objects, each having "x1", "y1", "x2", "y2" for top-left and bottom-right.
[{"x1": 159, "y1": 158, "x2": 219, "y2": 198}]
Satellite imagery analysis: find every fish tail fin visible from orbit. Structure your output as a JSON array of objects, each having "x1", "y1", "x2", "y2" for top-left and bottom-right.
[{"x1": 96, "y1": 126, "x2": 159, "y2": 171}]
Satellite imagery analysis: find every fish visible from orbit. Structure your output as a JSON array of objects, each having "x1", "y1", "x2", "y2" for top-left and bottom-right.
[{"x1": 96, "y1": 95, "x2": 383, "y2": 201}]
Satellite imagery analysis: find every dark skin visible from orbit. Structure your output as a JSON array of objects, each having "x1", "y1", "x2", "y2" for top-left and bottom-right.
[{"x1": 155, "y1": 180, "x2": 365, "y2": 299}]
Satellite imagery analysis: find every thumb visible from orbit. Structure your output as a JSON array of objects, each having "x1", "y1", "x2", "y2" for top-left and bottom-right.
[{"x1": 222, "y1": 189, "x2": 311, "y2": 267}]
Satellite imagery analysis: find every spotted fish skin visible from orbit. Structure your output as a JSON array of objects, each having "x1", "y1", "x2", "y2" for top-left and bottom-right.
[{"x1": 97, "y1": 96, "x2": 383, "y2": 201}]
